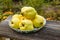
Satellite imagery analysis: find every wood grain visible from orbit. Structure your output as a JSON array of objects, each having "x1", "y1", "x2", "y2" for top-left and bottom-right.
[{"x1": 0, "y1": 16, "x2": 60, "y2": 40}]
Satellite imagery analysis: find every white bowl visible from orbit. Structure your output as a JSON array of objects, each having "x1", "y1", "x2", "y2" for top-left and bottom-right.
[{"x1": 8, "y1": 16, "x2": 46, "y2": 33}]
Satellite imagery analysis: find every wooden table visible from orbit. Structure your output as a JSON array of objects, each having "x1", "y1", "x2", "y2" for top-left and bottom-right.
[{"x1": 0, "y1": 16, "x2": 60, "y2": 40}]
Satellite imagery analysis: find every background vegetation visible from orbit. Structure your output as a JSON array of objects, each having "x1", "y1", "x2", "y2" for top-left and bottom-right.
[{"x1": 0, "y1": 0, "x2": 60, "y2": 21}]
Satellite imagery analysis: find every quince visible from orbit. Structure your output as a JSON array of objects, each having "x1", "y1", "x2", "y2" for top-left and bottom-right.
[
  {"x1": 9, "y1": 18, "x2": 20, "y2": 29},
  {"x1": 19, "y1": 19, "x2": 34, "y2": 31},
  {"x1": 33, "y1": 15, "x2": 45, "y2": 28},
  {"x1": 21, "y1": 7, "x2": 37, "y2": 20}
]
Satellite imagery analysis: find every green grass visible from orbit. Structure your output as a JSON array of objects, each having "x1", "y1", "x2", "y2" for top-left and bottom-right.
[{"x1": 0, "y1": 0, "x2": 60, "y2": 20}]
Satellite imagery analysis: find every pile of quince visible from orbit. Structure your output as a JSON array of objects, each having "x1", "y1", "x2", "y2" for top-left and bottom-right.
[{"x1": 9, "y1": 7, "x2": 45, "y2": 31}]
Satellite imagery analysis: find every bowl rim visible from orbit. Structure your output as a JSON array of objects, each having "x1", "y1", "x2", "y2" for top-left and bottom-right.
[{"x1": 8, "y1": 16, "x2": 46, "y2": 33}]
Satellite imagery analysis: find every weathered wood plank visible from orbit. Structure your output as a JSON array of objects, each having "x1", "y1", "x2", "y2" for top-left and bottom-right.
[{"x1": 0, "y1": 16, "x2": 60, "y2": 40}]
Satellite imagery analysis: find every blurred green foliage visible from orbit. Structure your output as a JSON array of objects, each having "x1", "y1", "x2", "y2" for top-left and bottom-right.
[
  {"x1": 0, "y1": 0, "x2": 60, "y2": 20},
  {"x1": 23, "y1": 0, "x2": 45, "y2": 15}
]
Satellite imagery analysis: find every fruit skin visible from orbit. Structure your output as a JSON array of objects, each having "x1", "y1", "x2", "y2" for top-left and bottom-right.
[
  {"x1": 12, "y1": 14, "x2": 21, "y2": 19},
  {"x1": 33, "y1": 15, "x2": 45, "y2": 28},
  {"x1": 18, "y1": 15, "x2": 25, "y2": 20},
  {"x1": 21, "y1": 7, "x2": 37, "y2": 20},
  {"x1": 9, "y1": 18, "x2": 20, "y2": 29},
  {"x1": 20, "y1": 27, "x2": 26, "y2": 31},
  {"x1": 12, "y1": 14, "x2": 24, "y2": 20},
  {"x1": 12, "y1": 14, "x2": 19, "y2": 18},
  {"x1": 19, "y1": 19, "x2": 34, "y2": 31}
]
